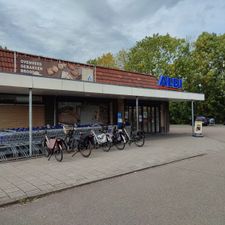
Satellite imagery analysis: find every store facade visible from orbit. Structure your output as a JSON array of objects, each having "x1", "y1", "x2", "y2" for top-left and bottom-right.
[{"x1": 0, "y1": 49, "x2": 204, "y2": 134}]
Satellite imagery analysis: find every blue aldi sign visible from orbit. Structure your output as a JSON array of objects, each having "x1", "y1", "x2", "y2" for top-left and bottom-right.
[{"x1": 158, "y1": 75, "x2": 182, "y2": 89}]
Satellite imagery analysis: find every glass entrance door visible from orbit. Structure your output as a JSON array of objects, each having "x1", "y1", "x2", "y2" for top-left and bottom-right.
[{"x1": 127, "y1": 105, "x2": 161, "y2": 133}]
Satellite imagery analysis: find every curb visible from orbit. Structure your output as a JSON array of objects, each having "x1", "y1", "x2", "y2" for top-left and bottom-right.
[{"x1": 0, "y1": 153, "x2": 206, "y2": 208}]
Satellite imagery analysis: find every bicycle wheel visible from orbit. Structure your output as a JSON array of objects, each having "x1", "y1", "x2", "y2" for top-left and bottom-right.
[
  {"x1": 58, "y1": 139, "x2": 68, "y2": 152},
  {"x1": 80, "y1": 140, "x2": 92, "y2": 157},
  {"x1": 134, "y1": 131, "x2": 145, "y2": 147},
  {"x1": 54, "y1": 143, "x2": 63, "y2": 162},
  {"x1": 65, "y1": 136, "x2": 75, "y2": 153},
  {"x1": 115, "y1": 134, "x2": 126, "y2": 150},
  {"x1": 102, "y1": 141, "x2": 111, "y2": 152},
  {"x1": 41, "y1": 139, "x2": 50, "y2": 157}
]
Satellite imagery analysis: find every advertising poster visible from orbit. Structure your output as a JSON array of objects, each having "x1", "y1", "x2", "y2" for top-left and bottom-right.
[
  {"x1": 58, "y1": 102, "x2": 109, "y2": 125},
  {"x1": 17, "y1": 55, "x2": 94, "y2": 82},
  {"x1": 58, "y1": 102, "x2": 81, "y2": 125}
]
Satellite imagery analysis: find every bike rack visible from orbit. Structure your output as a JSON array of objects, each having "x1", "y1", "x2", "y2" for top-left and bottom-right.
[{"x1": 0, "y1": 125, "x2": 132, "y2": 162}]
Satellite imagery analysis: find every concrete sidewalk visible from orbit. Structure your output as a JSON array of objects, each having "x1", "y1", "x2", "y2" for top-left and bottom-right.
[{"x1": 0, "y1": 125, "x2": 224, "y2": 207}]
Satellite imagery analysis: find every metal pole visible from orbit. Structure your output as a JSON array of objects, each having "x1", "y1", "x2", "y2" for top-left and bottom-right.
[
  {"x1": 53, "y1": 96, "x2": 57, "y2": 126},
  {"x1": 136, "y1": 97, "x2": 139, "y2": 131},
  {"x1": 94, "y1": 66, "x2": 96, "y2": 82},
  {"x1": 191, "y1": 101, "x2": 194, "y2": 135},
  {"x1": 110, "y1": 101, "x2": 113, "y2": 124},
  {"x1": 29, "y1": 88, "x2": 32, "y2": 157}
]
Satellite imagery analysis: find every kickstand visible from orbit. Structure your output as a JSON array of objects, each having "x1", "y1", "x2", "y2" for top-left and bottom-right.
[
  {"x1": 72, "y1": 150, "x2": 78, "y2": 157},
  {"x1": 48, "y1": 151, "x2": 53, "y2": 161}
]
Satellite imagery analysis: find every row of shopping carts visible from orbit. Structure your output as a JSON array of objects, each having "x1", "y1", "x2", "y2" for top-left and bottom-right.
[{"x1": 0, "y1": 128, "x2": 65, "y2": 161}]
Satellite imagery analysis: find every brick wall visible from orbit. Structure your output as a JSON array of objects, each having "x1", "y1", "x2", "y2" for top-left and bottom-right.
[
  {"x1": 96, "y1": 67, "x2": 157, "y2": 88},
  {"x1": 96, "y1": 67, "x2": 178, "y2": 91},
  {"x1": 0, "y1": 49, "x2": 180, "y2": 91},
  {"x1": 0, "y1": 50, "x2": 14, "y2": 73},
  {"x1": 0, "y1": 105, "x2": 45, "y2": 129}
]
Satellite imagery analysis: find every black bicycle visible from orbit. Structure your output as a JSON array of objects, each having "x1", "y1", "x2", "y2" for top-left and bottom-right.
[
  {"x1": 63, "y1": 124, "x2": 93, "y2": 157},
  {"x1": 106, "y1": 126, "x2": 126, "y2": 151},
  {"x1": 121, "y1": 126, "x2": 145, "y2": 147}
]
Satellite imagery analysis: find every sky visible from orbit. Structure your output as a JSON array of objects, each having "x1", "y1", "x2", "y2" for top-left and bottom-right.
[{"x1": 0, "y1": 0, "x2": 225, "y2": 63}]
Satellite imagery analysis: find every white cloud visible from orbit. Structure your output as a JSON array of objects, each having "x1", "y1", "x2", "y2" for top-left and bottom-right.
[
  {"x1": 125, "y1": 0, "x2": 225, "y2": 40},
  {"x1": 0, "y1": 0, "x2": 224, "y2": 63}
]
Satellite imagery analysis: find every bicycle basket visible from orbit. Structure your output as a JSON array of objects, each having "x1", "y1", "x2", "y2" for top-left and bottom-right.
[{"x1": 46, "y1": 139, "x2": 57, "y2": 150}]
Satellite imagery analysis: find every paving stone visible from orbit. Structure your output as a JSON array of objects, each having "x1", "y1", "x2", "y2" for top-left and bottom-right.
[
  {"x1": 0, "y1": 192, "x2": 8, "y2": 198},
  {"x1": 53, "y1": 183, "x2": 68, "y2": 189},
  {"x1": 4, "y1": 187, "x2": 21, "y2": 193},
  {"x1": 0, "y1": 196, "x2": 10, "y2": 203},
  {"x1": 38, "y1": 184, "x2": 54, "y2": 191},
  {"x1": 27, "y1": 181, "x2": 49, "y2": 186},
  {"x1": 25, "y1": 190, "x2": 42, "y2": 197},
  {"x1": 17, "y1": 185, "x2": 39, "y2": 192},
  {"x1": 11, "y1": 181, "x2": 29, "y2": 187},
  {"x1": 38, "y1": 176, "x2": 54, "y2": 181},
  {"x1": 0, "y1": 182, "x2": 15, "y2": 187},
  {"x1": 46, "y1": 179, "x2": 63, "y2": 185},
  {"x1": 75, "y1": 177, "x2": 87, "y2": 182},
  {"x1": 7, "y1": 191, "x2": 26, "y2": 199},
  {"x1": 63, "y1": 179, "x2": 76, "y2": 185}
]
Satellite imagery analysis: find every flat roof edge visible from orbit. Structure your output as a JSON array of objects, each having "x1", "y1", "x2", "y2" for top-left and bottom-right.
[{"x1": 0, "y1": 72, "x2": 205, "y2": 101}]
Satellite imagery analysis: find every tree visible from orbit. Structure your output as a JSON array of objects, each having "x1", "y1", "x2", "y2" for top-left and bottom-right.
[
  {"x1": 125, "y1": 34, "x2": 189, "y2": 78},
  {"x1": 115, "y1": 49, "x2": 128, "y2": 70},
  {"x1": 87, "y1": 52, "x2": 118, "y2": 68},
  {"x1": 124, "y1": 34, "x2": 194, "y2": 124},
  {"x1": 0, "y1": 45, "x2": 8, "y2": 50},
  {"x1": 170, "y1": 32, "x2": 225, "y2": 123},
  {"x1": 189, "y1": 32, "x2": 225, "y2": 122}
]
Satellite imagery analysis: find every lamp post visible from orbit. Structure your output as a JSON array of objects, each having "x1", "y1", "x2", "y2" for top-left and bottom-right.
[
  {"x1": 29, "y1": 88, "x2": 32, "y2": 157},
  {"x1": 192, "y1": 83, "x2": 202, "y2": 136}
]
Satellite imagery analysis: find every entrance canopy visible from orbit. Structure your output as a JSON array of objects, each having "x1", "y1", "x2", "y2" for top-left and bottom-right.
[{"x1": 0, "y1": 72, "x2": 204, "y2": 101}]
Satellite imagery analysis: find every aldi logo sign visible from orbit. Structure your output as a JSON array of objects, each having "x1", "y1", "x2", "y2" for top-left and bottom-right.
[{"x1": 158, "y1": 75, "x2": 182, "y2": 89}]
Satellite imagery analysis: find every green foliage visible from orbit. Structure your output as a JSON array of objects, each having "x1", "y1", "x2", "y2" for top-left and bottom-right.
[
  {"x1": 169, "y1": 102, "x2": 191, "y2": 124},
  {"x1": 190, "y1": 32, "x2": 225, "y2": 122},
  {"x1": 87, "y1": 52, "x2": 118, "y2": 68},
  {"x1": 125, "y1": 34, "x2": 189, "y2": 78},
  {"x1": 115, "y1": 49, "x2": 128, "y2": 69},
  {"x1": 87, "y1": 50, "x2": 129, "y2": 70}
]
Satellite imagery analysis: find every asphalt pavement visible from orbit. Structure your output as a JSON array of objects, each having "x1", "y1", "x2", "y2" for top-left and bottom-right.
[{"x1": 1, "y1": 151, "x2": 225, "y2": 225}]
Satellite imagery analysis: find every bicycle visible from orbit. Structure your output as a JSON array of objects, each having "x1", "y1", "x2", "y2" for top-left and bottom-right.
[
  {"x1": 43, "y1": 132, "x2": 63, "y2": 162},
  {"x1": 121, "y1": 125, "x2": 145, "y2": 147},
  {"x1": 62, "y1": 124, "x2": 77, "y2": 153},
  {"x1": 106, "y1": 126, "x2": 126, "y2": 151},
  {"x1": 63, "y1": 124, "x2": 93, "y2": 158},
  {"x1": 90, "y1": 127, "x2": 111, "y2": 152}
]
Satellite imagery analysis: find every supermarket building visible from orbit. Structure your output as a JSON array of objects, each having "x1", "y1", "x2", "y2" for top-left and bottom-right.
[{"x1": 0, "y1": 49, "x2": 204, "y2": 134}]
